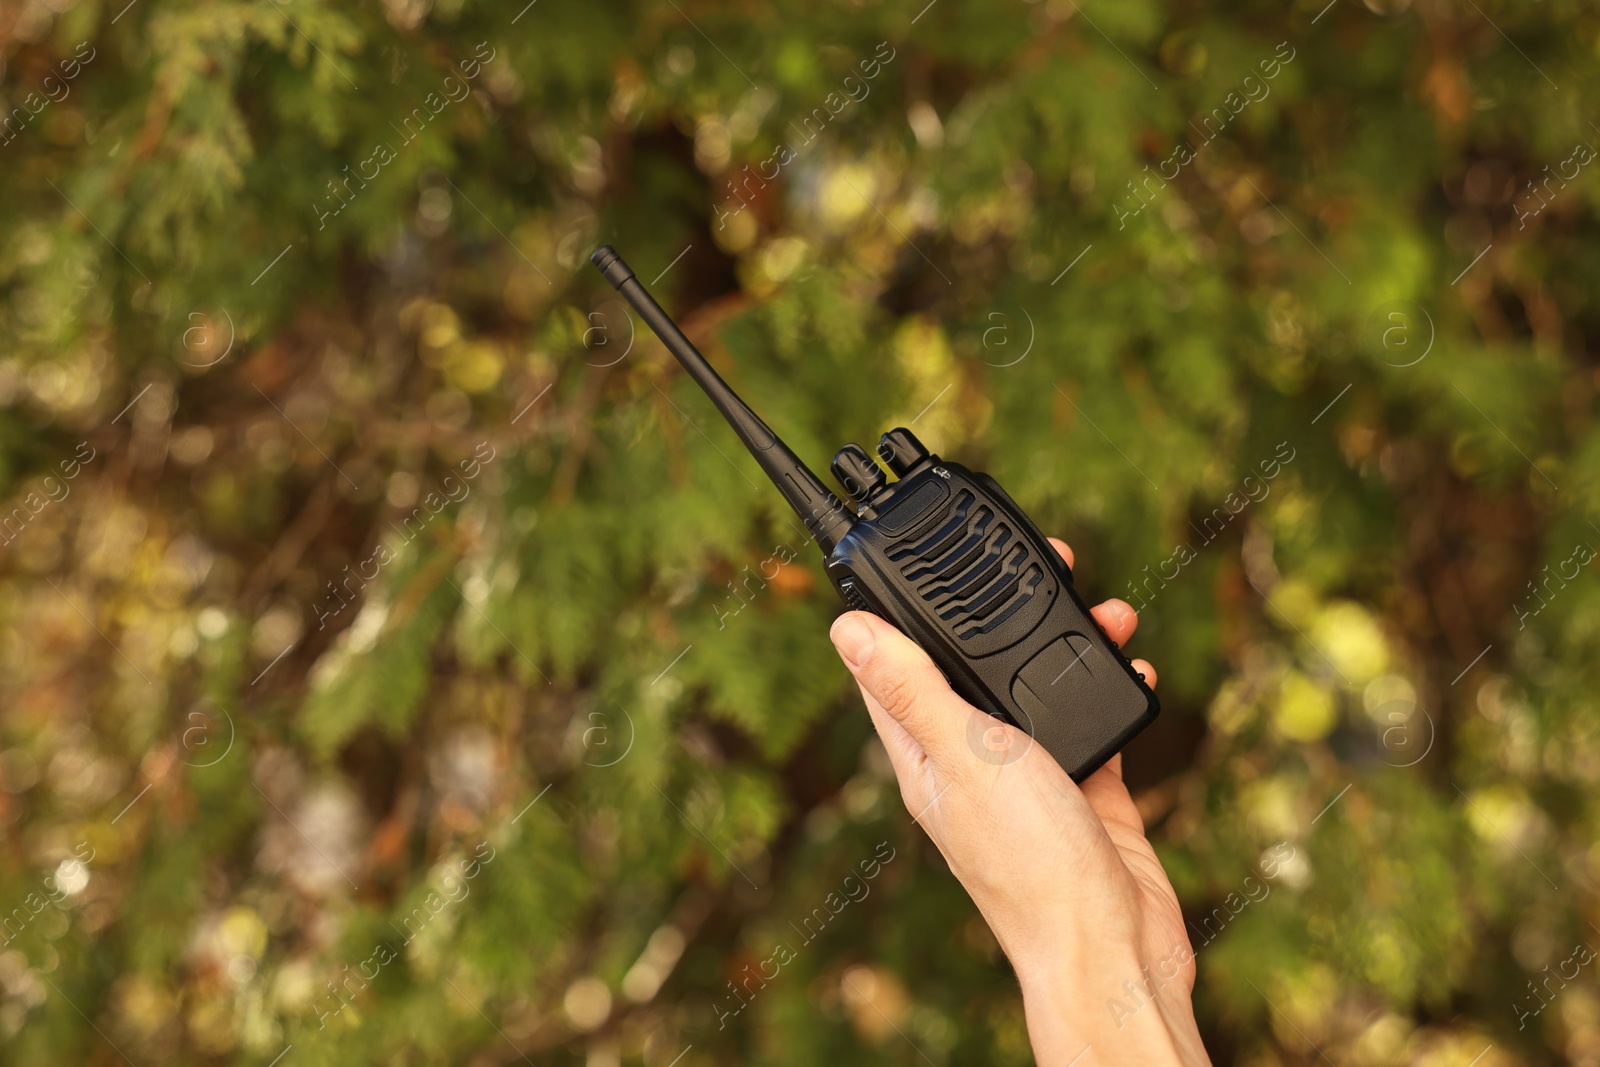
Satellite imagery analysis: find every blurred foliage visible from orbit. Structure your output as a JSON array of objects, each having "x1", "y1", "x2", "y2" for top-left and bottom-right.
[{"x1": 1, "y1": 0, "x2": 1599, "y2": 1064}]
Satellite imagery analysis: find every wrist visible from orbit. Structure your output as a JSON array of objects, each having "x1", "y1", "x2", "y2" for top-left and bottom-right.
[{"x1": 1016, "y1": 950, "x2": 1210, "y2": 1067}]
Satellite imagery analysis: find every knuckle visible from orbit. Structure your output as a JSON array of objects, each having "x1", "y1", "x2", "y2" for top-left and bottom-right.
[{"x1": 870, "y1": 664, "x2": 919, "y2": 722}]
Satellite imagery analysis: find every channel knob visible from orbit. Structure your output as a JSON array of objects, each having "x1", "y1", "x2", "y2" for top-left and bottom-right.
[{"x1": 831, "y1": 444, "x2": 887, "y2": 503}]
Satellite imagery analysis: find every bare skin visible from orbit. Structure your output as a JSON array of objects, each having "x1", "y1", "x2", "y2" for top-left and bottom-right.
[{"x1": 828, "y1": 537, "x2": 1212, "y2": 1067}]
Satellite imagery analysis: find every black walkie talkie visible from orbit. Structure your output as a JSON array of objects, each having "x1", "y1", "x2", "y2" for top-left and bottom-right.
[{"x1": 592, "y1": 246, "x2": 1158, "y2": 781}]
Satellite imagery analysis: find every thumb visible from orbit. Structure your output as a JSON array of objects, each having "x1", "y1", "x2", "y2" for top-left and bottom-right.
[{"x1": 829, "y1": 612, "x2": 973, "y2": 762}]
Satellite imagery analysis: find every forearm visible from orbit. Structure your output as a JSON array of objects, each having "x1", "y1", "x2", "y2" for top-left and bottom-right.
[{"x1": 828, "y1": 606, "x2": 1207, "y2": 1063}]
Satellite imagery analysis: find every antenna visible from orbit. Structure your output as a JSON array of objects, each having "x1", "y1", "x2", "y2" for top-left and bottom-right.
[{"x1": 591, "y1": 246, "x2": 855, "y2": 553}]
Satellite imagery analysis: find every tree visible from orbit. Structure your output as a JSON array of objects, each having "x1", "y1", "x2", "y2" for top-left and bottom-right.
[{"x1": 0, "y1": 0, "x2": 1596, "y2": 1063}]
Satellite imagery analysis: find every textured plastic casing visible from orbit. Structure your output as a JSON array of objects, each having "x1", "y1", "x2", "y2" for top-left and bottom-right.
[{"x1": 824, "y1": 457, "x2": 1159, "y2": 782}]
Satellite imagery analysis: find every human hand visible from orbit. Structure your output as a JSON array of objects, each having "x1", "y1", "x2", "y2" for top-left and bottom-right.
[{"x1": 828, "y1": 538, "x2": 1211, "y2": 1067}]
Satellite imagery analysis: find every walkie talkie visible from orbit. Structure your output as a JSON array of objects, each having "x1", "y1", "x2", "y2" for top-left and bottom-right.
[{"x1": 592, "y1": 246, "x2": 1158, "y2": 781}]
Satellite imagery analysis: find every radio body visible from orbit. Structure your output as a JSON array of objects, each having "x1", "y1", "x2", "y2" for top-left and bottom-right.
[{"x1": 592, "y1": 246, "x2": 1157, "y2": 781}]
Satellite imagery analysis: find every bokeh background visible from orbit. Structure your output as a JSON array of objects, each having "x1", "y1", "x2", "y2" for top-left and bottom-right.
[{"x1": 2, "y1": 0, "x2": 1598, "y2": 1063}]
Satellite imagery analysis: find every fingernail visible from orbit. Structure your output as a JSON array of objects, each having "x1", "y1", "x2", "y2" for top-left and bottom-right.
[{"x1": 830, "y1": 615, "x2": 875, "y2": 669}]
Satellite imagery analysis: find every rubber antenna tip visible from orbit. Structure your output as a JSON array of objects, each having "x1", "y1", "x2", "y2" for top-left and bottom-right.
[{"x1": 590, "y1": 245, "x2": 634, "y2": 289}]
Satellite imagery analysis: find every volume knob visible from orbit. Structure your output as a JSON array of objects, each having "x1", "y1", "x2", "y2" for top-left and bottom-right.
[
  {"x1": 877, "y1": 427, "x2": 931, "y2": 475},
  {"x1": 831, "y1": 444, "x2": 887, "y2": 503}
]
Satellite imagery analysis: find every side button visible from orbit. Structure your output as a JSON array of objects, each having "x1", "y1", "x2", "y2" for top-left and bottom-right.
[{"x1": 838, "y1": 577, "x2": 873, "y2": 613}]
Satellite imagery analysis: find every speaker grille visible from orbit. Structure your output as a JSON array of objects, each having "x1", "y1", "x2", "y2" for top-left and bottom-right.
[{"x1": 889, "y1": 490, "x2": 1047, "y2": 644}]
